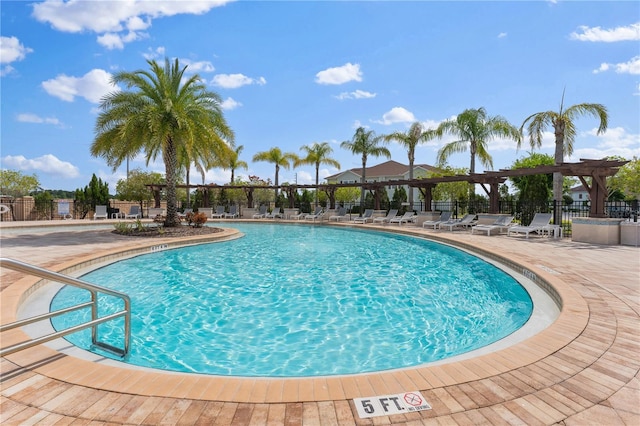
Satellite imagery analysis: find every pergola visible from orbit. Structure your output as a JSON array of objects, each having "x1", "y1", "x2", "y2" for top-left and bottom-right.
[{"x1": 146, "y1": 159, "x2": 627, "y2": 218}]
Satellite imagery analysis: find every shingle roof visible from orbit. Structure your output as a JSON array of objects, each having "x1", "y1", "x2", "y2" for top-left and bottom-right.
[{"x1": 325, "y1": 160, "x2": 438, "y2": 180}]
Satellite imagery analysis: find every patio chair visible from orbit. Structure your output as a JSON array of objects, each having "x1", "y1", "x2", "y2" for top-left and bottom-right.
[
  {"x1": 93, "y1": 205, "x2": 108, "y2": 220},
  {"x1": 252, "y1": 205, "x2": 268, "y2": 219},
  {"x1": 373, "y1": 209, "x2": 398, "y2": 224},
  {"x1": 422, "y1": 211, "x2": 452, "y2": 230},
  {"x1": 352, "y1": 209, "x2": 374, "y2": 224},
  {"x1": 329, "y1": 207, "x2": 348, "y2": 221},
  {"x1": 125, "y1": 205, "x2": 141, "y2": 219},
  {"x1": 471, "y1": 215, "x2": 514, "y2": 236},
  {"x1": 211, "y1": 206, "x2": 226, "y2": 218},
  {"x1": 178, "y1": 208, "x2": 193, "y2": 219},
  {"x1": 439, "y1": 214, "x2": 477, "y2": 231},
  {"x1": 507, "y1": 213, "x2": 553, "y2": 239},
  {"x1": 224, "y1": 205, "x2": 239, "y2": 218},
  {"x1": 389, "y1": 211, "x2": 416, "y2": 225},
  {"x1": 266, "y1": 207, "x2": 283, "y2": 219},
  {"x1": 305, "y1": 207, "x2": 324, "y2": 221}
]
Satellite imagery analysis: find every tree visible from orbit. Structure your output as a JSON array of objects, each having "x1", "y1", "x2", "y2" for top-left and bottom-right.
[
  {"x1": 383, "y1": 122, "x2": 437, "y2": 207},
  {"x1": 436, "y1": 107, "x2": 521, "y2": 196},
  {"x1": 252, "y1": 147, "x2": 298, "y2": 205},
  {"x1": 116, "y1": 169, "x2": 165, "y2": 209},
  {"x1": 0, "y1": 169, "x2": 40, "y2": 197},
  {"x1": 225, "y1": 145, "x2": 249, "y2": 184},
  {"x1": 74, "y1": 174, "x2": 110, "y2": 218},
  {"x1": 91, "y1": 58, "x2": 234, "y2": 227},
  {"x1": 427, "y1": 166, "x2": 468, "y2": 205},
  {"x1": 296, "y1": 142, "x2": 341, "y2": 207},
  {"x1": 340, "y1": 127, "x2": 391, "y2": 213},
  {"x1": 509, "y1": 153, "x2": 554, "y2": 203},
  {"x1": 608, "y1": 156, "x2": 640, "y2": 201},
  {"x1": 519, "y1": 92, "x2": 608, "y2": 204}
]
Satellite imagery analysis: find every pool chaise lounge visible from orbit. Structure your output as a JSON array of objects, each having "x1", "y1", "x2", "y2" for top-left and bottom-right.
[
  {"x1": 224, "y1": 205, "x2": 239, "y2": 218},
  {"x1": 352, "y1": 209, "x2": 374, "y2": 223},
  {"x1": 440, "y1": 213, "x2": 477, "y2": 231},
  {"x1": 211, "y1": 206, "x2": 226, "y2": 218},
  {"x1": 305, "y1": 207, "x2": 324, "y2": 221},
  {"x1": 389, "y1": 211, "x2": 416, "y2": 225},
  {"x1": 507, "y1": 212, "x2": 553, "y2": 238},
  {"x1": 265, "y1": 207, "x2": 283, "y2": 219},
  {"x1": 252, "y1": 205, "x2": 268, "y2": 219},
  {"x1": 125, "y1": 205, "x2": 141, "y2": 219},
  {"x1": 422, "y1": 211, "x2": 452, "y2": 229},
  {"x1": 471, "y1": 215, "x2": 515, "y2": 236},
  {"x1": 93, "y1": 205, "x2": 108, "y2": 220},
  {"x1": 329, "y1": 207, "x2": 348, "y2": 221},
  {"x1": 373, "y1": 209, "x2": 398, "y2": 224}
]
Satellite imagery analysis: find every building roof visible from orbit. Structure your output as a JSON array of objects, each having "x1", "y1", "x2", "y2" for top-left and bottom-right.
[
  {"x1": 325, "y1": 160, "x2": 438, "y2": 180},
  {"x1": 570, "y1": 184, "x2": 588, "y2": 192}
]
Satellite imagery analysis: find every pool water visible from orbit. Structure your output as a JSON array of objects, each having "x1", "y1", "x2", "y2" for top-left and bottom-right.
[{"x1": 51, "y1": 223, "x2": 533, "y2": 377}]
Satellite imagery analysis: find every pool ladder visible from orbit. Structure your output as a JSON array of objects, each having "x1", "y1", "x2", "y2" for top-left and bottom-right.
[{"x1": 0, "y1": 258, "x2": 131, "y2": 358}]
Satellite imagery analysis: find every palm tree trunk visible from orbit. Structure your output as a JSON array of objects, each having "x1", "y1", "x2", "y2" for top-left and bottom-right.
[
  {"x1": 315, "y1": 163, "x2": 320, "y2": 207},
  {"x1": 230, "y1": 168, "x2": 235, "y2": 185},
  {"x1": 186, "y1": 167, "x2": 191, "y2": 208},
  {"x1": 408, "y1": 154, "x2": 414, "y2": 208},
  {"x1": 274, "y1": 165, "x2": 279, "y2": 205},
  {"x1": 360, "y1": 157, "x2": 366, "y2": 214},
  {"x1": 164, "y1": 137, "x2": 179, "y2": 227},
  {"x1": 553, "y1": 124, "x2": 565, "y2": 225}
]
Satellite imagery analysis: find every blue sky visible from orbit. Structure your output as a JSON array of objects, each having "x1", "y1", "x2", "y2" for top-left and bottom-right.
[{"x1": 1, "y1": 0, "x2": 639, "y2": 192}]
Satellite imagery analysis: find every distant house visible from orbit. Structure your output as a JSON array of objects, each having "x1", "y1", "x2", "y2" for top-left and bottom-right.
[
  {"x1": 325, "y1": 160, "x2": 439, "y2": 204},
  {"x1": 570, "y1": 184, "x2": 590, "y2": 203}
]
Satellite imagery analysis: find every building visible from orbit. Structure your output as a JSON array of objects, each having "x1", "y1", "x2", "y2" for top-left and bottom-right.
[
  {"x1": 570, "y1": 184, "x2": 590, "y2": 203},
  {"x1": 325, "y1": 160, "x2": 439, "y2": 204}
]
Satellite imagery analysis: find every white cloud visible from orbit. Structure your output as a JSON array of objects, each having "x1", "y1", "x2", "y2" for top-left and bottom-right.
[
  {"x1": 373, "y1": 107, "x2": 416, "y2": 125},
  {"x1": 181, "y1": 59, "x2": 216, "y2": 74},
  {"x1": 0, "y1": 36, "x2": 34, "y2": 64},
  {"x1": 143, "y1": 46, "x2": 166, "y2": 60},
  {"x1": 41, "y1": 69, "x2": 119, "y2": 103},
  {"x1": 334, "y1": 89, "x2": 376, "y2": 100},
  {"x1": 498, "y1": 32, "x2": 507, "y2": 38},
  {"x1": 1, "y1": 154, "x2": 80, "y2": 178},
  {"x1": 634, "y1": 83, "x2": 640, "y2": 96},
  {"x1": 32, "y1": 0, "x2": 233, "y2": 49},
  {"x1": 16, "y1": 113, "x2": 62, "y2": 126},
  {"x1": 570, "y1": 22, "x2": 640, "y2": 42},
  {"x1": 315, "y1": 62, "x2": 362, "y2": 85},
  {"x1": 568, "y1": 127, "x2": 640, "y2": 161},
  {"x1": 593, "y1": 56, "x2": 640, "y2": 75},
  {"x1": 211, "y1": 73, "x2": 266, "y2": 89},
  {"x1": 221, "y1": 97, "x2": 242, "y2": 110}
]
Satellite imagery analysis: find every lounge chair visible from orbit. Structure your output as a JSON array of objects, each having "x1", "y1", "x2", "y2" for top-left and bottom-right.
[
  {"x1": 211, "y1": 206, "x2": 226, "y2": 218},
  {"x1": 422, "y1": 211, "x2": 452, "y2": 230},
  {"x1": 252, "y1": 205, "x2": 268, "y2": 219},
  {"x1": 329, "y1": 207, "x2": 348, "y2": 221},
  {"x1": 439, "y1": 213, "x2": 476, "y2": 231},
  {"x1": 389, "y1": 211, "x2": 416, "y2": 225},
  {"x1": 266, "y1": 207, "x2": 283, "y2": 219},
  {"x1": 471, "y1": 215, "x2": 514, "y2": 236},
  {"x1": 507, "y1": 213, "x2": 553, "y2": 239},
  {"x1": 290, "y1": 210, "x2": 307, "y2": 220},
  {"x1": 352, "y1": 209, "x2": 374, "y2": 224},
  {"x1": 125, "y1": 205, "x2": 141, "y2": 219},
  {"x1": 373, "y1": 209, "x2": 398, "y2": 224},
  {"x1": 305, "y1": 207, "x2": 324, "y2": 221},
  {"x1": 93, "y1": 205, "x2": 108, "y2": 220},
  {"x1": 178, "y1": 208, "x2": 193, "y2": 219},
  {"x1": 224, "y1": 205, "x2": 239, "y2": 218}
]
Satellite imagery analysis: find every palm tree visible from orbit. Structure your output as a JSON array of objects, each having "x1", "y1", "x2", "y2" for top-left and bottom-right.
[
  {"x1": 436, "y1": 107, "x2": 521, "y2": 195},
  {"x1": 252, "y1": 147, "x2": 299, "y2": 204},
  {"x1": 519, "y1": 92, "x2": 608, "y2": 203},
  {"x1": 296, "y1": 142, "x2": 341, "y2": 207},
  {"x1": 226, "y1": 145, "x2": 249, "y2": 184},
  {"x1": 91, "y1": 58, "x2": 234, "y2": 226},
  {"x1": 384, "y1": 122, "x2": 437, "y2": 208},
  {"x1": 340, "y1": 127, "x2": 391, "y2": 212}
]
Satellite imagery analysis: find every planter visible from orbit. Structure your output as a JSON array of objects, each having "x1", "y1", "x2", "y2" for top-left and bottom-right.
[
  {"x1": 572, "y1": 217, "x2": 624, "y2": 245},
  {"x1": 620, "y1": 221, "x2": 640, "y2": 247}
]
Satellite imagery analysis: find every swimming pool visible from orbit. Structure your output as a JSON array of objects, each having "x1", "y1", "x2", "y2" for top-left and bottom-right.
[{"x1": 51, "y1": 223, "x2": 533, "y2": 377}]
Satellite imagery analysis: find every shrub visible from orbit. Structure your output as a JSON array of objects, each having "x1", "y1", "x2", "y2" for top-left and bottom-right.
[{"x1": 186, "y1": 211, "x2": 208, "y2": 228}]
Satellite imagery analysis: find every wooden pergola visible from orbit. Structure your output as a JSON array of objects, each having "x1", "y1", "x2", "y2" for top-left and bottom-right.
[{"x1": 146, "y1": 159, "x2": 627, "y2": 218}]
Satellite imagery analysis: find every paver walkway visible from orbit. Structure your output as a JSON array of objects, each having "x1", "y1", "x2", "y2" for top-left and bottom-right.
[{"x1": 1, "y1": 219, "x2": 638, "y2": 425}]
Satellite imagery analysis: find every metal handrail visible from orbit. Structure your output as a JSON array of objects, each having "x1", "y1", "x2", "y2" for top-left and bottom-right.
[{"x1": 0, "y1": 258, "x2": 131, "y2": 358}]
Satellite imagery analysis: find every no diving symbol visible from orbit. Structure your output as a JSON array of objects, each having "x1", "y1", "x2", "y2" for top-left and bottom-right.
[{"x1": 403, "y1": 392, "x2": 423, "y2": 406}]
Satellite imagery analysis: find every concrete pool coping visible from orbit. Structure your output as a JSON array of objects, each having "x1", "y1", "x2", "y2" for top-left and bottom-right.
[{"x1": 1, "y1": 219, "x2": 638, "y2": 425}]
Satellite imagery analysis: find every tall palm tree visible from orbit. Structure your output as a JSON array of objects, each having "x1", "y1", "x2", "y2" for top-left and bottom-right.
[
  {"x1": 252, "y1": 147, "x2": 299, "y2": 204},
  {"x1": 226, "y1": 145, "x2": 249, "y2": 184},
  {"x1": 436, "y1": 107, "x2": 521, "y2": 195},
  {"x1": 91, "y1": 58, "x2": 234, "y2": 226},
  {"x1": 519, "y1": 92, "x2": 608, "y2": 203},
  {"x1": 340, "y1": 127, "x2": 391, "y2": 212},
  {"x1": 296, "y1": 142, "x2": 341, "y2": 207},
  {"x1": 384, "y1": 122, "x2": 437, "y2": 208}
]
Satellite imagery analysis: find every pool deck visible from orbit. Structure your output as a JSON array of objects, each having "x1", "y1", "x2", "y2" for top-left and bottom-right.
[{"x1": 1, "y1": 219, "x2": 638, "y2": 425}]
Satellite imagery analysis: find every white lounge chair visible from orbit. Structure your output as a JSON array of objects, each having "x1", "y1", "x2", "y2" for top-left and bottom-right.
[
  {"x1": 93, "y1": 205, "x2": 108, "y2": 220},
  {"x1": 373, "y1": 209, "x2": 398, "y2": 224},
  {"x1": 329, "y1": 207, "x2": 348, "y2": 221},
  {"x1": 353, "y1": 209, "x2": 374, "y2": 224},
  {"x1": 125, "y1": 205, "x2": 141, "y2": 219},
  {"x1": 290, "y1": 210, "x2": 307, "y2": 220},
  {"x1": 211, "y1": 206, "x2": 226, "y2": 218},
  {"x1": 440, "y1": 213, "x2": 476, "y2": 231},
  {"x1": 471, "y1": 215, "x2": 514, "y2": 236},
  {"x1": 422, "y1": 211, "x2": 452, "y2": 230},
  {"x1": 252, "y1": 205, "x2": 268, "y2": 219},
  {"x1": 178, "y1": 208, "x2": 193, "y2": 219},
  {"x1": 389, "y1": 211, "x2": 416, "y2": 225},
  {"x1": 225, "y1": 205, "x2": 239, "y2": 218},
  {"x1": 507, "y1": 213, "x2": 553, "y2": 239},
  {"x1": 266, "y1": 207, "x2": 283, "y2": 219},
  {"x1": 305, "y1": 207, "x2": 324, "y2": 221}
]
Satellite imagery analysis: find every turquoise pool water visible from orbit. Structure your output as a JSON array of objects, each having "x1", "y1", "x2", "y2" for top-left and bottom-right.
[{"x1": 51, "y1": 223, "x2": 533, "y2": 377}]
